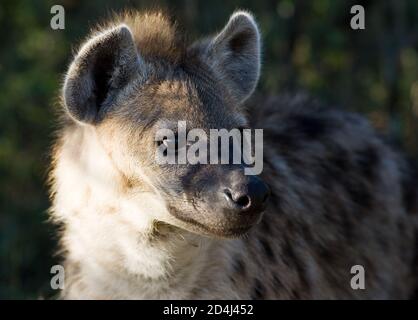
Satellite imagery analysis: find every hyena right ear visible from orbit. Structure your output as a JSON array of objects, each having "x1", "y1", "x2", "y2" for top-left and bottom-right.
[
  {"x1": 194, "y1": 11, "x2": 261, "y2": 104},
  {"x1": 63, "y1": 25, "x2": 144, "y2": 124}
]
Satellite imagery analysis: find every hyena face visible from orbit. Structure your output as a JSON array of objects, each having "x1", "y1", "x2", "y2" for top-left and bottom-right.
[{"x1": 63, "y1": 12, "x2": 269, "y2": 238}]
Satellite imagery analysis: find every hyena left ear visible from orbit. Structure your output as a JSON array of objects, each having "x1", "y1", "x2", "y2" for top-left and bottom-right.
[
  {"x1": 201, "y1": 11, "x2": 261, "y2": 103},
  {"x1": 63, "y1": 25, "x2": 145, "y2": 124}
]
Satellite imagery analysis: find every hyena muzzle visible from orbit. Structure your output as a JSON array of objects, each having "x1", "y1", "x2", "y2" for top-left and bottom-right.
[{"x1": 49, "y1": 10, "x2": 418, "y2": 299}]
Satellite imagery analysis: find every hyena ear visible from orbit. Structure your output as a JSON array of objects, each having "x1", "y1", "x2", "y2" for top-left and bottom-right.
[
  {"x1": 203, "y1": 11, "x2": 261, "y2": 103},
  {"x1": 63, "y1": 25, "x2": 144, "y2": 123}
]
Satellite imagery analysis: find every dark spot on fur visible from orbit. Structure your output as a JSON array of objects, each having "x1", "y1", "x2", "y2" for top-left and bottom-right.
[
  {"x1": 331, "y1": 145, "x2": 350, "y2": 172},
  {"x1": 260, "y1": 238, "x2": 276, "y2": 263},
  {"x1": 272, "y1": 275, "x2": 283, "y2": 289},
  {"x1": 266, "y1": 131, "x2": 298, "y2": 154},
  {"x1": 269, "y1": 190, "x2": 282, "y2": 213},
  {"x1": 336, "y1": 147, "x2": 379, "y2": 211},
  {"x1": 300, "y1": 223, "x2": 314, "y2": 244},
  {"x1": 291, "y1": 289, "x2": 302, "y2": 299},
  {"x1": 251, "y1": 279, "x2": 266, "y2": 300},
  {"x1": 233, "y1": 257, "x2": 246, "y2": 276},
  {"x1": 400, "y1": 159, "x2": 418, "y2": 215},
  {"x1": 123, "y1": 176, "x2": 135, "y2": 190},
  {"x1": 261, "y1": 216, "x2": 272, "y2": 233},
  {"x1": 346, "y1": 178, "x2": 372, "y2": 209},
  {"x1": 356, "y1": 146, "x2": 379, "y2": 181},
  {"x1": 282, "y1": 238, "x2": 298, "y2": 267},
  {"x1": 290, "y1": 114, "x2": 333, "y2": 139},
  {"x1": 318, "y1": 245, "x2": 336, "y2": 264},
  {"x1": 353, "y1": 185, "x2": 372, "y2": 209}
]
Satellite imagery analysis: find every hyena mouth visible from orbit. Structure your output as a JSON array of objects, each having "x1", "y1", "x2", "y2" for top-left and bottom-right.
[
  {"x1": 167, "y1": 205, "x2": 262, "y2": 238},
  {"x1": 185, "y1": 218, "x2": 256, "y2": 238}
]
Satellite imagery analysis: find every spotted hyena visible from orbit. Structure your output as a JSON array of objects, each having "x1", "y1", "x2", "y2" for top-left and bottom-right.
[{"x1": 49, "y1": 10, "x2": 418, "y2": 299}]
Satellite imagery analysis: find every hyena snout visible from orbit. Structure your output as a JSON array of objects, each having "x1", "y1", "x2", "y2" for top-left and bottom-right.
[{"x1": 221, "y1": 174, "x2": 270, "y2": 216}]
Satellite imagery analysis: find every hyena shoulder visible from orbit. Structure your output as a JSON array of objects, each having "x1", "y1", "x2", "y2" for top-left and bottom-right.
[{"x1": 237, "y1": 94, "x2": 418, "y2": 298}]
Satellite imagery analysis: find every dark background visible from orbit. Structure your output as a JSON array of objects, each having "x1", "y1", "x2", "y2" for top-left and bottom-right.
[{"x1": 1, "y1": 0, "x2": 418, "y2": 299}]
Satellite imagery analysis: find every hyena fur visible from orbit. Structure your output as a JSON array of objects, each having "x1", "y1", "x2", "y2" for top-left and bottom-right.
[{"x1": 48, "y1": 10, "x2": 418, "y2": 299}]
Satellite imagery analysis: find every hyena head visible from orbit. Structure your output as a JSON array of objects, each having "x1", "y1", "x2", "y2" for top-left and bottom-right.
[{"x1": 62, "y1": 11, "x2": 269, "y2": 238}]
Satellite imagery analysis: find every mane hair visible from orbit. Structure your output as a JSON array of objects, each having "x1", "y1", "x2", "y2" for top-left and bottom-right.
[{"x1": 99, "y1": 10, "x2": 186, "y2": 64}]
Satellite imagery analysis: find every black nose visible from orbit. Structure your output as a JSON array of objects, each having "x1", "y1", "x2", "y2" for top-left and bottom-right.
[{"x1": 223, "y1": 176, "x2": 270, "y2": 213}]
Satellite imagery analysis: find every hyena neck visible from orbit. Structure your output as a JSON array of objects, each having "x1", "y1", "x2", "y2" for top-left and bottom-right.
[{"x1": 51, "y1": 125, "x2": 221, "y2": 298}]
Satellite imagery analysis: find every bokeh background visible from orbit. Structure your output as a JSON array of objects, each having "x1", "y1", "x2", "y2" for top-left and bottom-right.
[{"x1": 1, "y1": 0, "x2": 418, "y2": 299}]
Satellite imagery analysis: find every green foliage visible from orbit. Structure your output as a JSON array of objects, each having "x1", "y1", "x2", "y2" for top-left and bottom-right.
[{"x1": 1, "y1": 0, "x2": 418, "y2": 298}]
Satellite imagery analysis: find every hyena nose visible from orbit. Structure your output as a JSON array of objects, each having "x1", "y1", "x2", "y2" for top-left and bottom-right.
[{"x1": 223, "y1": 176, "x2": 270, "y2": 213}]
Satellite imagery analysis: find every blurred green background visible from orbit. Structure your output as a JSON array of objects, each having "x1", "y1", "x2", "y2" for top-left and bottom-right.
[{"x1": 1, "y1": 0, "x2": 418, "y2": 299}]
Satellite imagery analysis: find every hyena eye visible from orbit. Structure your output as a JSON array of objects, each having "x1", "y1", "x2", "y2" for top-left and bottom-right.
[
  {"x1": 156, "y1": 134, "x2": 186, "y2": 156},
  {"x1": 160, "y1": 138, "x2": 171, "y2": 148},
  {"x1": 156, "y1": 137, "x2": 170, "y2": 157},
  {"x1": 156, "y1": 135, "x2": 175, "y2": 147}
]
